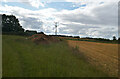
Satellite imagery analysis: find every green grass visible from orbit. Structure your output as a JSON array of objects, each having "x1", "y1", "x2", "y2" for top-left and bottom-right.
[{"x1": 3, "y1": 35, "x2": 108, "y2": 77}]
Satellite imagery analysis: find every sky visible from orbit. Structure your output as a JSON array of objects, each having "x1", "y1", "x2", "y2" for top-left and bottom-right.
[{"x1": 0, "y1": 0, "x2": 119, "y2": 39}]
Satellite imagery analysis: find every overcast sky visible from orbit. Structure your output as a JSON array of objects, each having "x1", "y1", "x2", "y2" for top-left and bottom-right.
[{"x1": 0, "y1": 0, "x2": 119, "y2": 39}]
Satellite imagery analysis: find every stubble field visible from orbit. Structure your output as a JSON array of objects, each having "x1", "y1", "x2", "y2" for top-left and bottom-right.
[{"x1": 67, "y1": 40, "x2": 118, "y2": 76}]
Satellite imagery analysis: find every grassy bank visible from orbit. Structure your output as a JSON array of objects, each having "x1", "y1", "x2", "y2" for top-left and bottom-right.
[{"x1": 3, "y1": 35, "x2": 108, "y2": 77}]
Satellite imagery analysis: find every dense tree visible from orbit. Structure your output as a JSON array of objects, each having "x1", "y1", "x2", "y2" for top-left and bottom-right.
[
  {"x1": 37, "y1": 32, "x2": 44, "y2": 34},
  {"x1": 118, "y1": 37, "x2": 120, "y2": 40},
  {"x1": 74, "y1": 36, "x2": 80, "y2": 38},
  {"x1": 2, "y1": 14, "x2": 24, "y2": 32},
  {"x1": 118, "y1": 37, "x2": 120, "y2": 43},
  {"x1": 113, "y1": 36, "x2": 116, "y2": 40}
]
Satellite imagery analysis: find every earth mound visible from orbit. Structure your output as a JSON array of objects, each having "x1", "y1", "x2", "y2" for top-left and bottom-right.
[{"x1": 28, "y1": 34, "x2": 62, "y2": 44}]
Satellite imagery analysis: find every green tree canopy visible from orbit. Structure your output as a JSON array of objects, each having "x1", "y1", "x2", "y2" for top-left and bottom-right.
[
  {"x1": 2, "y1": 14, "x2": 24, "y2": 32},
  {"x1": 113, "y1": 36, "x2": 116, "y2": 40}
]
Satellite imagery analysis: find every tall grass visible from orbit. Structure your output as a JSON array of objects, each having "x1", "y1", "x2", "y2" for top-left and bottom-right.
[{"x1": 2, "y1": 35, "x2": 108, "y2": 77}]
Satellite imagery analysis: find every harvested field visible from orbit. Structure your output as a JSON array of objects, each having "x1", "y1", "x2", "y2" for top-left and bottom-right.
[{"x1": 67, "y1": 40, "x2": 118, "y2": 76}]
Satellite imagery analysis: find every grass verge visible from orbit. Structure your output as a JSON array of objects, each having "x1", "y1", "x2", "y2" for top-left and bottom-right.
[{"x1": 3, "y1": 35, "x2": 108, "y2": 77}]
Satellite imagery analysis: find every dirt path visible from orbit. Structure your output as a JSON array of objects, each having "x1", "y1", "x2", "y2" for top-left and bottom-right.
[{"x1": 67, "y1": 40, "x2": 118, "y2": 76}]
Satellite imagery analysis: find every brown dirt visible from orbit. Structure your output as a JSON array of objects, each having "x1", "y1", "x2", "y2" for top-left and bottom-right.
[
  {"x1": 28, "y1": 34, "x2": 61, "y2": 44},
  {"x1": 67, "y1": 40, "x2": 118, "y2": 77}
]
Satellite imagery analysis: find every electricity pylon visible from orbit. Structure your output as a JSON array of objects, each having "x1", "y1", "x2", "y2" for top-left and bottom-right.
[{"x1": 55, "y1": 22, "x2": 58, "y2": 35}]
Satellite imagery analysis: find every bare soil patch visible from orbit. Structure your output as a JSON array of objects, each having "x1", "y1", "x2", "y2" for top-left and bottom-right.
[{"x1": 28, "y1": 34, "x2": 61, "y2": 44}]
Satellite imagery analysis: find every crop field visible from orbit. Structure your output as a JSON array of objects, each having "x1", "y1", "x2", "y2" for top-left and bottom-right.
[
  {"x1": 2, "y1": 35, "x2": 108, "y2": 77},
  {"x1": 67, "y1": 40, "x2": 118, "y2": 77}
]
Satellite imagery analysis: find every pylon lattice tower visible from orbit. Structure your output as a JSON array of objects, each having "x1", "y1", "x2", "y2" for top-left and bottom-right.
[{"x1": 55, "y1": 22, "x2": 58, "y2": 35}]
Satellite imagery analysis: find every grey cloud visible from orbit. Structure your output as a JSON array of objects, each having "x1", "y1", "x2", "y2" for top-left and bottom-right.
[
  {"x1": 56, "y1": 3, "x2": 118, "y2": 27},
  {"x1": 20, "y1": 17, "x2": 43, "y2": 30},
  {"x1": 58, "y1": 22, "x2": 118, "y2": 38}
]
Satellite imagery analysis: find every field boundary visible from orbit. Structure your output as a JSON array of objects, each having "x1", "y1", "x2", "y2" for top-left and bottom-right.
[{"x1": 66, "y1": 38, "x2": 119, "y2": 44}]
